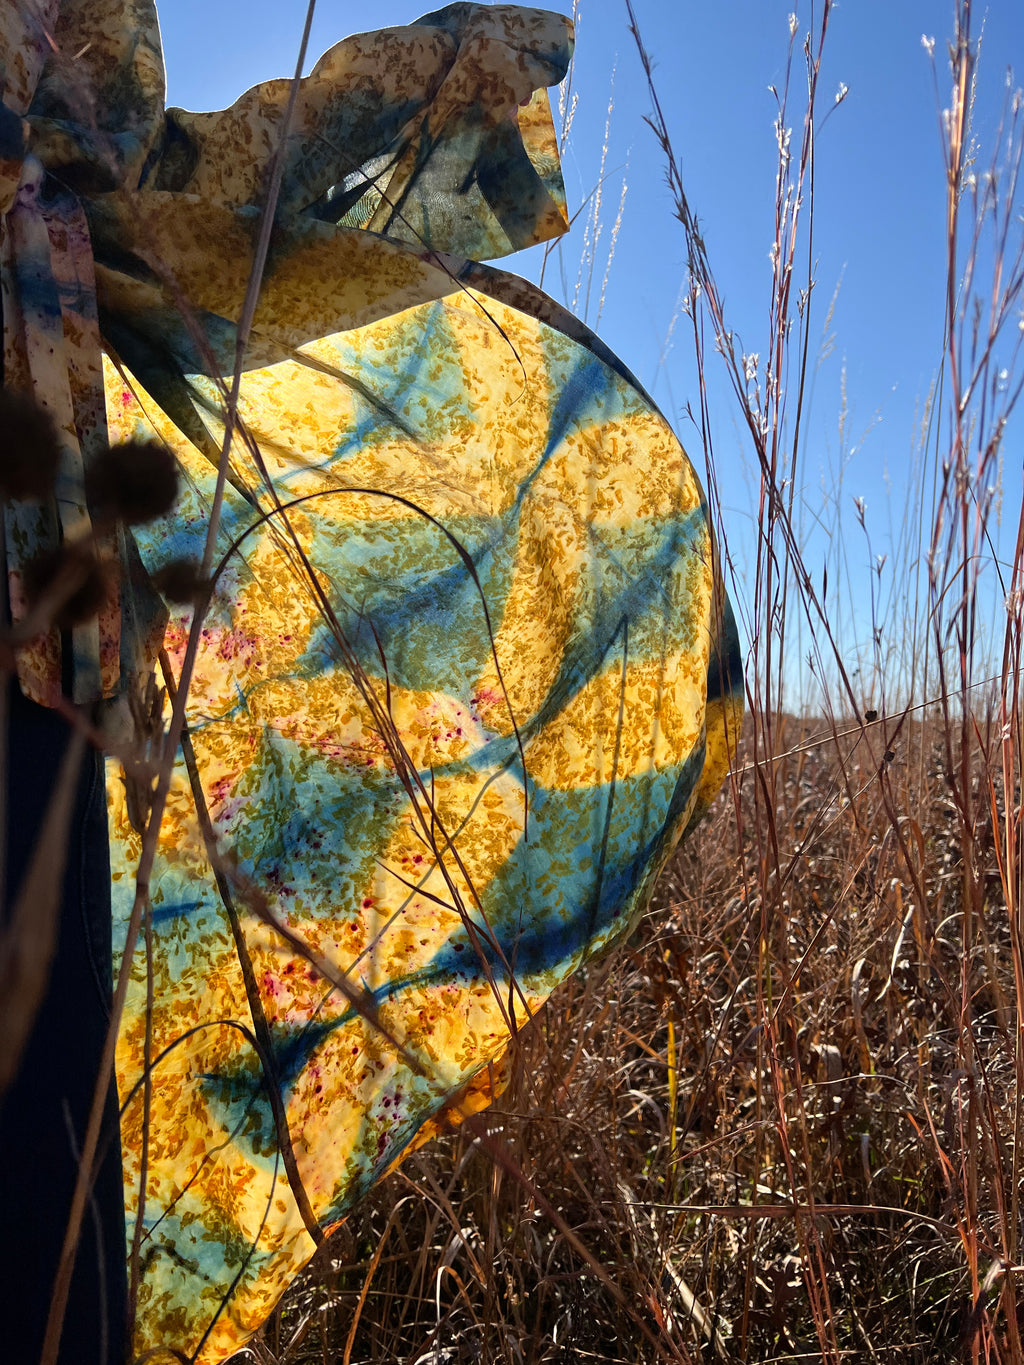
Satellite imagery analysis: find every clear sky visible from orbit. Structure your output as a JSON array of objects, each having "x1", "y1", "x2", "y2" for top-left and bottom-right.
[{"x1": 155, "y1": 0, "x2": 1023, "y2": 698}]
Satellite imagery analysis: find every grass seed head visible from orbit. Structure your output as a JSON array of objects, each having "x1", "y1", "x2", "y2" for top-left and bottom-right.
[{"x1": 85, "y1": 438, "x2": 179, "y2": 525}]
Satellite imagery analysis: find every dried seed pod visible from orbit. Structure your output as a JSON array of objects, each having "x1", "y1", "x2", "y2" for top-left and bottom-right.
[
  {"x1": 0, "y1": 389, "x2": 62, "y2": 501},
  {"x1": 151, "y1": 557, "x2": 210, "y2": 606},
  {"x1": 85, "y1": 438, "x2": 179, "y2": 525},
  {"x1": 24, "y1": 543, "x2": 112, "y2": 628}
]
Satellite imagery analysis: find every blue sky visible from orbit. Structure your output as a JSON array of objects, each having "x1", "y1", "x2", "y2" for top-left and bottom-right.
[{"x1": 155, "y1": 1, "x2": 1023, "y2": 698}]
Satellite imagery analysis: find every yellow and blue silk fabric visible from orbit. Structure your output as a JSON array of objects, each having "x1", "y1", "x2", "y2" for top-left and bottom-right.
[{"x1": 4, "y1": 3, "x2": 741, "y2": 1362}]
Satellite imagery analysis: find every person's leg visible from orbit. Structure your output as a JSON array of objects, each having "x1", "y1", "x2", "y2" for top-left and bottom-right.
[{"x1": 0, "y1": 683, "x2": 126, "y2": 1365}]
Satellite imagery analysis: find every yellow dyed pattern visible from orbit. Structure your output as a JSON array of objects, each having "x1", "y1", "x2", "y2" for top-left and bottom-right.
[{"x1": 107, "y1": 271, "x2": 741, "y2": 1361}]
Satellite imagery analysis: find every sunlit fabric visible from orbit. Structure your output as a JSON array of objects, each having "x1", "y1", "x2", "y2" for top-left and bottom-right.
[{"x1": 4, "y1": 3, "x2": 741, "y2": 1362}]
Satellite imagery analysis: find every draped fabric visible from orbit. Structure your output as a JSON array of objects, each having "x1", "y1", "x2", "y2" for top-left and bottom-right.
[{"x1": 2, "y1": 4, "x2": 742, "y2": 1361}]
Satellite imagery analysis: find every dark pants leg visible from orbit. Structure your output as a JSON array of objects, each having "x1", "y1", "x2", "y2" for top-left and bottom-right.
[{"x1": 0, "y1": 684, "x2": 127, "y2": 1365}]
